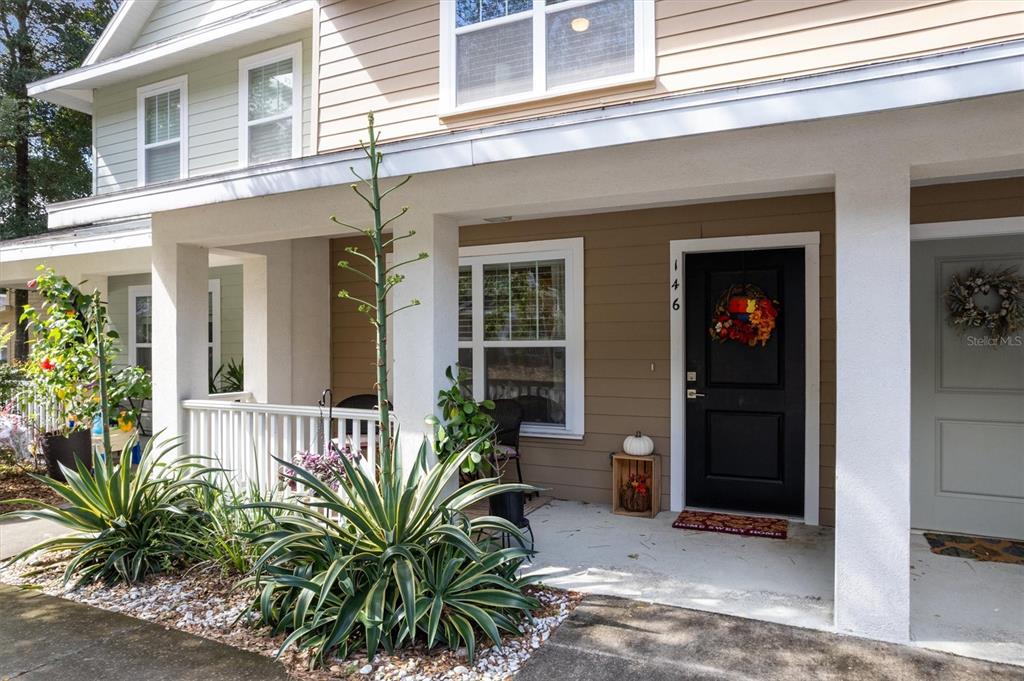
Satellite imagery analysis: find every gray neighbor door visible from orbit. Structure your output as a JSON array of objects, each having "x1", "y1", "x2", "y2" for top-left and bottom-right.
[{"x1": 911, "y1": 234, "x2": 1024, "y2": 540}]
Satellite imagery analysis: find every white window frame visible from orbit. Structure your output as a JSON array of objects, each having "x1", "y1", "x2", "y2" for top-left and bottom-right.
[
  {"x1": 238, "y1": 42, "x2": 303, "y2": 168},
  {"x1": 439, "y1": 0, "x2": 655, "y2": 116},
  {"x1": 136, "y1": 75, "x2": 188, "y2": 187},
  {"x1": 459, "y1": 237, "x2": 584, "y2": 439},
  {"x1": 128, "y1": 280, "x2": 221, "y2": 373}
]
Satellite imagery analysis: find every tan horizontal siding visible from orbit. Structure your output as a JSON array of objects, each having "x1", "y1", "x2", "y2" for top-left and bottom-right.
[
  {"x1": 316, "y1": 0, "x2": 1023, "y2": 152},
  {"x1": 330, "y1": 179, "x2": 1022, "y2": 524}
]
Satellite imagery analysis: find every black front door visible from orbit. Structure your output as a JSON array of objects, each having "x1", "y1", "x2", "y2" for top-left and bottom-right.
[{"x1": 684, "y1": 248, "x2": 805, "y2": 516}]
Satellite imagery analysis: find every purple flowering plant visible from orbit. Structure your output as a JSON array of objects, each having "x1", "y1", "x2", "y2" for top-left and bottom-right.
[{"x1": 292, "y1": 443, "x2": 357, "y2": 491}]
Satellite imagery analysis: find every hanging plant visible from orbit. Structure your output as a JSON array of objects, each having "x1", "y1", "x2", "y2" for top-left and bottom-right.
[
  {"x1": 709, "y1": 283, "x2": 779, "y2": 347},
  {"x1": 944, "y1": 266, "x2": 1023, "y2": 339}
]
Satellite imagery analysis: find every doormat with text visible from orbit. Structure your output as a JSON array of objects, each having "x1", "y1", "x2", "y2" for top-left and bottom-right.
[
  {"x1": 671, "y1": 510, "x2": 788, "y2": 539},
  {"x1": 923, "y1": 532, "x2": 1024, "y2": 565}
]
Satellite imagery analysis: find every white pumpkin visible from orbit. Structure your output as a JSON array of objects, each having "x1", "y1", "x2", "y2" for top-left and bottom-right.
[{"x1": 623, "y1": 431, "x2": 654, "y2": 456}]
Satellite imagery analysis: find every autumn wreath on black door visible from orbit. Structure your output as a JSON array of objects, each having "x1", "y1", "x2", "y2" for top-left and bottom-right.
[{"x1": 709, "y1": 283, "x2": 780, "y2": 347}]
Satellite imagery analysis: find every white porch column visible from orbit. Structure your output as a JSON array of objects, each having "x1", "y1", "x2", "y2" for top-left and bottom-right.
[
  {"x1": 391, "y1": 215, "x2": 459, "y2": 467},
  {"x1": 290, "y1": 237, "x2": 331, "y2": 405},
  {"x1": 151, "y1": 227, "x2": 209, "y2": 441},
  {"x1": 242, "y1": 242, "x2": 293, "y2": 404},
  {"x1": 833, "y1": 162, "x2": 911, "y2": 641}
]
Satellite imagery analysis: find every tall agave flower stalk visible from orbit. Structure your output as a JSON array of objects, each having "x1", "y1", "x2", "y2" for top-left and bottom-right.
[{"x1": 332, "y1": 113, "x2": 426, "y2": 478}]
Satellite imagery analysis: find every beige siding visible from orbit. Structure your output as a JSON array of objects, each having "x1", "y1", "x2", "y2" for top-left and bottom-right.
[
  {"x1": 132, "y1": 0, "x2": 280, "y2": 50},
  {"x1": 329, "y1": 179, "x2": 1024, "y2": 526},
  {"x1": 317, "y1": 0, "x2": 1024, "y2": 153},
  {"x1": 94, "y1": 30, "x2": 313, "y2": 194}
]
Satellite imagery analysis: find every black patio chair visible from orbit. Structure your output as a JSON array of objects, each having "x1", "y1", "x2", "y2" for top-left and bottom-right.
[
  {"x1": 485, "y1": 399, "x2": 532, "y2": 495},
  {"x1": 335, "y1": 393, "x2": 392, "y2": 440}
]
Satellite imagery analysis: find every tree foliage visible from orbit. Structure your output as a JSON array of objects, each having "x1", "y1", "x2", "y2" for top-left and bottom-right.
[{"x1": 0, "y1": 0, "x2": 117, "y2": 239}]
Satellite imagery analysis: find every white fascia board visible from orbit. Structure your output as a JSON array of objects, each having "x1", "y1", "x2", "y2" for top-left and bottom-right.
[
  {"x1": 0, "y1": 223, "x2": 151, "y2": 263},
  {"x1": 83, "y1": 0, "x2": 158, "y2": 67},
  {"x1": 44, "y1": 40, "x2": 1024, "y2": 229},
  {"x1": 28, "y1": 0, "x2": 315, "y2": 110}
]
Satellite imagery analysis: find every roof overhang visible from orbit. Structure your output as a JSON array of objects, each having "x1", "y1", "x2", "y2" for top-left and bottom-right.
[
  {"x1": 28, "y1": 0, "x2": 314, "y2": 114},
  {"x1": 40, "y1": 40, "x2": 1024, "y2": 230},
  {"x1": 0, "y1": 219, "x2": 151, "y2": 264}
]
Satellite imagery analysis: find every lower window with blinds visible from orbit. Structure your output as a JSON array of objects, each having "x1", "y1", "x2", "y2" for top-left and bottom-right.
[{"x1": 458, "y1": 238, "x2": 584, "y2": 438}]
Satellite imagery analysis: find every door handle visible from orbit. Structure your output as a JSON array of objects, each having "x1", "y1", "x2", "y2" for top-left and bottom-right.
[{"x1": 686, "y1": 389, "x2": 705, "y2": 399}]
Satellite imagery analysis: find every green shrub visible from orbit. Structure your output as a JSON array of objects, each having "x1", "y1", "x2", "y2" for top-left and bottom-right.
[
  {"x1": 0, "y1": 438, "x2": 215, "y2": 584},
  {"x1": 427, "y1": 365, "x2": 496, "y2": 477},
  {"x1": 187, "y1": 460, "x2": 286, "y2": 576},
  {"x1": 245, "y1": 439, "x2": 538, "y2": 666}
]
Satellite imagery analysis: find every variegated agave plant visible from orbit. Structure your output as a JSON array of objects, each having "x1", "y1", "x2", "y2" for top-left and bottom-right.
[
  {"x1": 244, "y1": 436, "x2": 539, "y2": 666},
  {"x1": 0, "y1": 438, "x2": 216, "y2": 584}
]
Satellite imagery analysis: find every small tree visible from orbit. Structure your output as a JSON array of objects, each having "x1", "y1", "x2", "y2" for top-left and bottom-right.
[
  {"x1": 20, "y1": 267, "x2": 148, "y2": 454},
  {"x1": 332, "y1": 112, "x2": 426, "y2": 475}
]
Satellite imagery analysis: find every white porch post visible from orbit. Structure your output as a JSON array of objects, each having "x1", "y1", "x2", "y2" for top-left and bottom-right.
[
  {"x1": 242, "y1": 242, "x2": 294, "y2": 404},
  {"x1": 290, "y1": 237, "x2": 331, "y2": 405},
  {"x1": 833, "y1": 163, "x2": 911, "y2": 641},
  {"x1": 150, "y1": 226, "x2": 208, "y2": 441},
  {"x1": 391, "y1": 214, "x2": 459, "y2": 468}
]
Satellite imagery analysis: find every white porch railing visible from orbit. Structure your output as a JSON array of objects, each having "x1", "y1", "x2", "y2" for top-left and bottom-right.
[
  {"x1": 13, "y1": 384, "x2": 63, "y2": 433},
  {"x1": 181, "y1": 399, "x2": 394, "y2": 490}
]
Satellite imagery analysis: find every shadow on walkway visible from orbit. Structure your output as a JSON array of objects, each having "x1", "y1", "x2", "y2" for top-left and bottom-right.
[
  {"x1": 516, "y1": 594, "x2": 1022, "y2": 681},
  {"x1": 0, "y1": 584, "x2": 288, "y2": 680}
]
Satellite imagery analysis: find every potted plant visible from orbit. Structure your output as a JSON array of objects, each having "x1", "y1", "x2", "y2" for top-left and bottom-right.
[
  {"x1": 19, "y1": 268, "x2": 149, "y2": 479},
  {"x1": 428, "y1": 366, "x2": 527, "y2": 527}
]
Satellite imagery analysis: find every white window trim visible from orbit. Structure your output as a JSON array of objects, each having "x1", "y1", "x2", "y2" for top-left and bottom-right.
[
  {"x1": 128, "y1": 280, "x2": 221, "y2": 373},
  {"x1": 439, "y1": 0, "x2": 655, "y2": 116},
  {"x1": 136, "y1": 75, "x2": 188, "y2": 187},
  {"x1": 459, "y1": 237, "x2": 584, "y2": 439},
  {"x1": 238, "y1": 41, "x2": 303, "y2": 168}
]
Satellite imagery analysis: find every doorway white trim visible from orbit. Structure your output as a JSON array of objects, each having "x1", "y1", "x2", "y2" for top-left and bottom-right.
[
  {"x1": 910, "y1": 216, "x2": 1024, "y2": 241},
  {"x1": 669, "y1": 231, "x2": 821, "y2": 524}
]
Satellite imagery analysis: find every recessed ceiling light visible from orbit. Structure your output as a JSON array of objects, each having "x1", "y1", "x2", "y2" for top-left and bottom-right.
[
  {"x1": 570, "y1": 17, "x2": 590, "y2": 32},
  {"x1": 483, "y1": 216, "x2": 513, "y2": 223}
]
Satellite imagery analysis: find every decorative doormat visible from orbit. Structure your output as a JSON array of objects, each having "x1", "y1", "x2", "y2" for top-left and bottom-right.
[
  {"x1": 923, "y1": 532, "x2": 1024, "y2": 565},
  {"x1": 671, "y1": 510, "x2": 788, "y2": 539}
]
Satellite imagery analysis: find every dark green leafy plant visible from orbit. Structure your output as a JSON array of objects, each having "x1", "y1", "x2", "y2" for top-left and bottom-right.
[
  {"x1": 244, "y1": 438, "x2": 537, "y2": 666},
  {"x1": 210, "y1": 358, "x2": 245, "y2": 394},
  {"x1": 427, "y1": 365, "x2": 496, "y2": 476},
  {"x1": 0, "y1": 437, "x2": 216, "y2": 584}
]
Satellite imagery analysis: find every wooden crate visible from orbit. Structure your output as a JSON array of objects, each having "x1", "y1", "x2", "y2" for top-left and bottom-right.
[{"x1": 611, "y1": 452, "x2": 660, "y2": 518}]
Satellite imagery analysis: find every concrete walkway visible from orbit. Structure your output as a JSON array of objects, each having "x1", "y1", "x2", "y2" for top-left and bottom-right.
[
  {"x1": 517, "y1": 594, "x2": 1022, "y2": 681},
  {"x1": 0, "y1": 517, "x2": 67, "y2": 561},
  {"x1": 0, "y1": 584, "x2": 288, "y2": 680}
]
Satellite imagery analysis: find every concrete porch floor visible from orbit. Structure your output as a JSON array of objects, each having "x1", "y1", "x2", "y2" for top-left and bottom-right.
[{"x1": 522, "y1": 500, "x2": 1022, "y2": 667}]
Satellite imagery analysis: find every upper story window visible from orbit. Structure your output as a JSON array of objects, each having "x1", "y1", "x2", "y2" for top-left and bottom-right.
[
  {"x1": 441, "y1": 0, "x2": 655, "y2": 113},
  {"x1": 239, "y1": 43, "x2": 302, "y2": 167},
  {"x1": 137, "y1": 76, "x2": 187, "y2": 186}
]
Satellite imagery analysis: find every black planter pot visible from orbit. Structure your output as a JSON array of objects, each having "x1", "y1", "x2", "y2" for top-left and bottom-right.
[
  {"x1": 42, "y1": 430, "x2": 92, "y2": 482},
  {"x1": 488, "y1": 490, "x2": 526, "y2": 528}
]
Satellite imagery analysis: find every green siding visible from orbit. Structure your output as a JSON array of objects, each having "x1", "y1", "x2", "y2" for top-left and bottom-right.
[
  {"x1": 93, "y1": 29, "x2": 313, "y2": 193},
  {"x1": 106, "y1": 265, "x2": 243, "y2": 375}
]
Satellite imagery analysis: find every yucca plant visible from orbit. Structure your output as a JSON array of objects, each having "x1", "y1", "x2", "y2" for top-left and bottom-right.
[
  {"x1": 0, "y1": 437, "x2": 216, "y2": 584},
  {"x1": 244, "y1": 437, "x2": 538, "y2": 666}
]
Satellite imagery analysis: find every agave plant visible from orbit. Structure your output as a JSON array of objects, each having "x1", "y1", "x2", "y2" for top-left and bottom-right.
[
  {"x1": 0, "y1": 437, "x2": 216, "y2": 584},
  {"x1": 245, "y1": 437, "x2": 538, "y2": 666}
]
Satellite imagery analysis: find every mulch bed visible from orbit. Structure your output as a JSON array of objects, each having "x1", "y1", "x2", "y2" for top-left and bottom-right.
[
  {"x1": 0, "y1": 469, "x2": 64, "y2": 513},
  {"x1": 0, "y1": 549, "x2": 582, "y2": 681}
]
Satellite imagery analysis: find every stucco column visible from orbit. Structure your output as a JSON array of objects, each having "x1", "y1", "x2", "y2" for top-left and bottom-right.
[
  {"x1": 833, "y1": 162, "x2": 911, "y2": 641},
  {"x1": 290, "y1": 237, "x2": 332, "y2": 405},
  {"x1": 150, "y1": 227, "x2": 208, "y2": 442},
  {"x1": 391, "y1": 214, "x2": 459, "y2": 468},
  {"x1": 242, "y1": 242, "x2": 293, "y2": 404}
]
